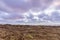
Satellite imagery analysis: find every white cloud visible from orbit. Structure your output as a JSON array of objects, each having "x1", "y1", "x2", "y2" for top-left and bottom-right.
[
  {"x1": 23, "y1": 12, "x2": 30, "y2": 17},
  {"x1": 0, "y1": 0, "x2": 60, "y2": 24},
  {"x1": 29, "y1": 9, "x2": 42, "y2": 16},
  {"x1": 33, "y1": 16, "x2": 39, "y2": 21}
]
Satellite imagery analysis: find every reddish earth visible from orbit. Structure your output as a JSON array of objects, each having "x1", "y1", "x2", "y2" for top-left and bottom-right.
[{"x1": 0, "y1": 24, "x2": 60, "y2": 40}]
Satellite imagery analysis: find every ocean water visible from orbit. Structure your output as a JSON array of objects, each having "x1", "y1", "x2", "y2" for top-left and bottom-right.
[{"x1": 0, "y1": 0, "x2": 60, "y2": 25}]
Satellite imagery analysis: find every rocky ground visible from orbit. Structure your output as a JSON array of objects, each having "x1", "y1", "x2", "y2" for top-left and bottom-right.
[{"x1": 0, "y1": 24, "x2": 60, "y2": 40}]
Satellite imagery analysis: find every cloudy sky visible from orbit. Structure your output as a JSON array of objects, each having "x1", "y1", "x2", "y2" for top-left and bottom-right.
[{"x1": 0, "y1": 0, "x2": 60, "y2": 24}]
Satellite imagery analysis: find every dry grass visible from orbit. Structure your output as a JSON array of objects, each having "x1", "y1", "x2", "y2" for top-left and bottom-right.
[{"x1": 0, "y1": 24, "x2": 60, "y2": 40}]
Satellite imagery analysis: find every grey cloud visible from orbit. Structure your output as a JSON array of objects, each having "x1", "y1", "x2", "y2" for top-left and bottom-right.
[
  {"x1": 0, "y1": 0, "x2": 14, "y2": 13},
  {"x1": 2, "y1": 0, "x2": 53, "y2": 12},
  {"x1": 0, "y1": 0, "x2": 60, "y2": 24},
  {"x1": 3, "y1": 0, "x2": 32, "y2": 12}
]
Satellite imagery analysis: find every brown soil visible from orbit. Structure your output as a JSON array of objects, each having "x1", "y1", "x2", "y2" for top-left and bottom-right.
[{"x1": 0, "y1": 24, "x2": 60, "y2": 40}]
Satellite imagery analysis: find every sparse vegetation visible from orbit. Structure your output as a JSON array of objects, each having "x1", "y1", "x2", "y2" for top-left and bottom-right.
[{"x1": 0, "y1": 24, "x2": 60, "y2": 40}]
